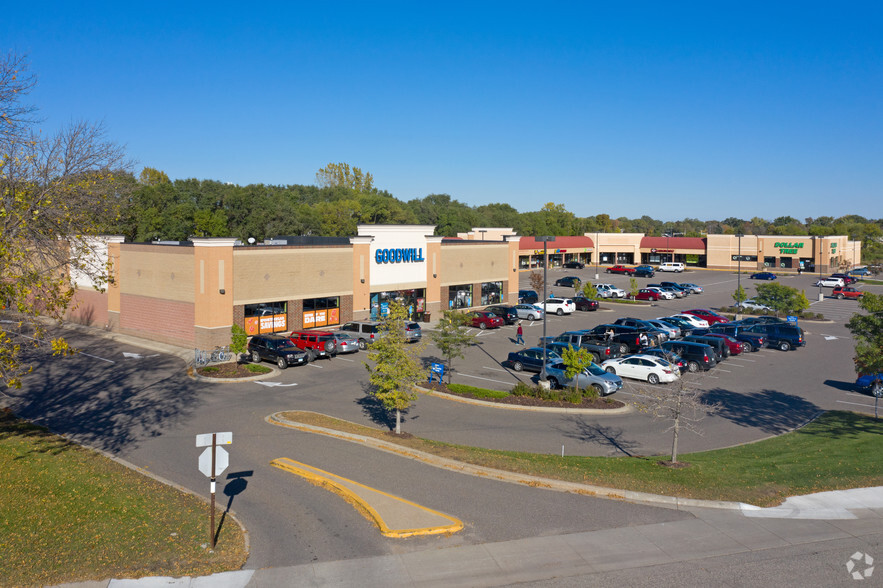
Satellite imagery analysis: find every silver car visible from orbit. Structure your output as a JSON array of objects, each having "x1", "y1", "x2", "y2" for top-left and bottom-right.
[
  {"x1": 543, "y1": 361, "x2": 623, "y2": 396},
  {"x1": 331, "y1": 332, "x2": 360, "y2": 353},
  {"x1": 514, "y1": 304, "x2": 545, "y2": 321},
  {"x1": 680, "y1": 283, "x2": 703, "y2": 294}
]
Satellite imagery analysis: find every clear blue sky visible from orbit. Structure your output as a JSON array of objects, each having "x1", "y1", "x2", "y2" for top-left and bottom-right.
[{"x1": 5, "y1": 2, "x2": 881, "y2": 221}]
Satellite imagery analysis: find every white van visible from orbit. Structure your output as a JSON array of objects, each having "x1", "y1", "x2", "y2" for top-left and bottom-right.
[{"x1": 658, "y1": 262, "x2": 685, "y2": 273}]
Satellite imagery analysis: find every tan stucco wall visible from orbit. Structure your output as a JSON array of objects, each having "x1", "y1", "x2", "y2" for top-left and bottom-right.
[
  {"x1": 233, "y1": 246, "x2": 354, "y2": 305},
  {"x1": 120, "y1": 245, "x2": 195, "y2": 302},
  {"x1": 440, "y1": 243, "x2": 510, "y2": 286}
]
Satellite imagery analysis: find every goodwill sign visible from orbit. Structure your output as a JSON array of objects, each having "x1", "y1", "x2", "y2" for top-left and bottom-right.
[{"x1": 375, "y1": 247, "x2": 426, "y2": 264}]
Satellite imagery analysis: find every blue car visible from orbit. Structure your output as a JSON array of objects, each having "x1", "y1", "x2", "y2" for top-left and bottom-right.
[
  {"x1": 849, "y1": 267, "x2": 871, "y2": 276},
  {"x1": 506, "y1": 347, "x2": 561, "y2": 373},
  {"x1": 750, "y1": 272, "x2": 777, "y2": 280},
  {"x1": 856, "y1": 374, "x2": 883, "y2": 398}
]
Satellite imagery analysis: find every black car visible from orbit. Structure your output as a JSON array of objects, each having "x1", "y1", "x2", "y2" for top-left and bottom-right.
[
  {"x1": 633, "y1": 265, "x2": 655, "y2": 277},
  {"x1": 708, "y1": 324, "x2": 766, "y2": 352},
  {"x1": 683, "y1": 334, "x2": 729, "y2": 361},
  {"x1": 247, "y1": 334, "x2": 309, "y2": 369},
  {"x1": 660, "y1": 341, "x2": 717, "y2": 372},
  {"x1": 563, "y1": 260, "x2": 585, "y2": 269},
  {"x1": 613, "y1": 317, "x2": 669, "y2": 344},
  {"x1": 554, "y1": 276, "x2": 582, "y2": 288},
  {"x1": 484, "y1": 305, "x2": 519, "y2": 325},
  {"x1": 659, "y1": 281, "x2": 692, "y2": 296},
  {"x1": 518, "y1": 289, "x2": 540, "y2": 304},
  {"x1": 732, "y1": 316, "x2": 787, "y2": 326},
  {"x1": 506, "y1": 347, "x2": 561, "y2": 373},
  {"x1": 572, "y1": 296, "x2": 599, "y2": 311},
  {"x1": 586, "y1": 324, "x2": 647, "y2": 354},
  {"x1": 743, "y1": 322, "x2": 806, "y2": 351}
]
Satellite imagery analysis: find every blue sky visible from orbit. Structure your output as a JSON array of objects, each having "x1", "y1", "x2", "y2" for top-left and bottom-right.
[{"x1": 5, "y1": 2, "x2": 881, "y2": 221}]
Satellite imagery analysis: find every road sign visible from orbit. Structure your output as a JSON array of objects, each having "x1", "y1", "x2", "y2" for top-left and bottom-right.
[
  {"x1": 786, "y1": 315, "x2": 798, "y2": 323},
  {"x1": 196, "y1": 432, "x2": 232, "y2": 447},
  {"x1": 199, "y1": 446, "x2": 229, "y2": 477}
]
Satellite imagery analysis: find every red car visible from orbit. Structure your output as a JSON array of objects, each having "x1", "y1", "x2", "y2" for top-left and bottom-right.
[
  {"x1": 684, "y1": 309, "x2": 729, "y2": 325},
  {"x1": 634, "y1": 288, "x2": 660, "y2": 301},
  {"x1": 832, "y1": 287, "x2": 863, "y2": 300},
  {"x1": 700, "y1": 333, "x2": 743, "y2": 355},
  {"x1": 469, "y1": 311, "x2": 504, "y2": 330},
  {"x1": 606, "y1": 265, "x2": 636, "y2": 275}
]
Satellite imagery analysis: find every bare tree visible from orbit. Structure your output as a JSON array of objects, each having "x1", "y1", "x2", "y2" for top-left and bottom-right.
[{"x1": 528, "y1": 271, "x2": 544, "y2": 294}]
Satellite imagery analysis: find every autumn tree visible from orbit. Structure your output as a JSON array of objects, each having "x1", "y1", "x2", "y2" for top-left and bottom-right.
[
  {"x1": 846, "y1": 292, "x2": 883, "y2": 386},
  {"x1": 528, "y1": 271, "x2": 545, "y2": 295},
  {"x1": 1, "y1": 53, "x2": 132, "y2": 387},
  {"x1": 316, "y1": 162, "x2": 374, "y2": 192},
  {"x1": 430, "y1": 310, "x2": 477, "y2": 384},
  {"x1": 365, "y1": 301, "x2": 426, "y2": 434}
]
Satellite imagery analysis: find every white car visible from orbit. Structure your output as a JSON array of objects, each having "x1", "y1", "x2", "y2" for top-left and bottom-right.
[
  {"x1": 645, "y1": 287, "x2": 675, "y2": 300},
  {"x1": 667, "y1": 313, "x2": 709, "y2": 329},
  {"x1": 600, "y1": 354, "x2": 680, "y2": 384},
  {"x1": 513, "y1": 304, "x2": 545, "y2": 321},
  {"x1": 541, "y1": 297, "x2": 576, "y2": 316},
  {"x1": 595, "y1": 283, "x2": 627, "y2": 298},
  {"x1": 738, "y1": 298, "x2": 773, "y2": 312},
  {"x1": 815, "y1": 277, "x2": 846, "y2": 288}
]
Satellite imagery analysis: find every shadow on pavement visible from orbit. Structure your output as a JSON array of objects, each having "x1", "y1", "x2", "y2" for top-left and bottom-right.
[
  {"x1": 555, "y1": 416, "x2": 642, "y2": 457},
  {"x1": 355, "y1": 392, "x2": 401, "y2": 431},
  {"x1": 702, "y1": 388, "x2": 821, "y2": 434}
]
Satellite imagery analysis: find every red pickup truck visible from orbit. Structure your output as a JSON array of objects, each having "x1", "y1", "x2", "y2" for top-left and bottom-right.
[
  {"x1": 606, "y1": 265, "x2": 636, "y2": 275},
  {"x1": 832, "y1": 287, "x2": 863, "y2": 300}
]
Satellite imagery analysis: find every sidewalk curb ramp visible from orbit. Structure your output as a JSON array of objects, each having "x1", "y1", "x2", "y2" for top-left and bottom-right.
[{"x1": 270, "y1": 457, "x2": 464, "y2": 538}]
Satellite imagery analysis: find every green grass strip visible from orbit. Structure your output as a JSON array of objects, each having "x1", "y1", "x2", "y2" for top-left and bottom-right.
[{"x1": 446, "y1": 383, "x2": 510, "y2": 399}]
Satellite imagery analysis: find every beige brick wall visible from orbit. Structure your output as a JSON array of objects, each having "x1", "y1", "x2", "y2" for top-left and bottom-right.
[
  {"x1": 233, "y1": 247, "x2": 353, "y2": 304},
  {"x1": 120, "y1": 245, "x2": 195, "y2": 302}
]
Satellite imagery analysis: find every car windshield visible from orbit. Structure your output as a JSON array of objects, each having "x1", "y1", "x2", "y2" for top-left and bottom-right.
[{"x1": 586, "y1": 363, "x2": 606, "y2": 376}]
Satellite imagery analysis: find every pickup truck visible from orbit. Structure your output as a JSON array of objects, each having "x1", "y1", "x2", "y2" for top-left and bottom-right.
[
  {"x1": 539, "y1": 330, "x2": 623, "y2": 363},
  {"x1": 606, "y1": 265, "x2": 635, "y2": 275},
  {"x1": 585, "y1": 324, "x2": 648, "y2": 355}
]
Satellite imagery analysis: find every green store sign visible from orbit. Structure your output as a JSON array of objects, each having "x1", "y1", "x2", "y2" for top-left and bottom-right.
[{"x1": 774, "y1": 242, "x2": 805, "y2": 255}]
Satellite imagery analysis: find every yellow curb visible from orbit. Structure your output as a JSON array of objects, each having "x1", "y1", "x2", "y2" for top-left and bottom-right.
[{"x1": 270, "y1": 457, "x2": 463, "y2": 538}]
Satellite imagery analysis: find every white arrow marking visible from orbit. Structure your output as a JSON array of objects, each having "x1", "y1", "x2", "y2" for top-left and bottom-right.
[
  {"x1": 256, "y1": 381, "x2": 299, "y2": 387},
  {"x1": 824, "y1": 336, "x2": 838, "y2": 341},
  {"x1": 123, "y1": 352, "x2": 143, "y2": 359}
]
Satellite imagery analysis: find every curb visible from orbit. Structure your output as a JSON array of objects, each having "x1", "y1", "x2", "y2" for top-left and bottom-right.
[
  {"x1": 265, "y1": 412, "x2": 749, "y2": 513},
  {"x1": 420, "y1": 387, "x2": 634, "y2": 415},
  {"x1": 189, "y1": 363, "x2": 281, "y2": 384}
]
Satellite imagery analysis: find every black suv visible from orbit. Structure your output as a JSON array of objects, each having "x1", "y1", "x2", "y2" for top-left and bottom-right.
[
  {"x1": 660, "y1": 341, "x2": 717, "y2": 372},
  {"x1": 554, "y1": 276, "x2": 582, "y2": 288},
  {"x1": 683, "y1": 334, "x2": 728, "y2": 361},
  {"x1": 484, "y1": 305, "x2": 519, "y2": 325},
  {"x1": 518, "y1": 289, "x2": 540, "y2": 304},
  {"x1": 248, "y1": 334, "x2": 309, "y2": 369},
  {"x1": 744, "y1": 323, "x2": 806, "y2": 351}
]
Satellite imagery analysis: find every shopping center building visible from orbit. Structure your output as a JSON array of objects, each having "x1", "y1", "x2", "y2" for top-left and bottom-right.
[{"x1": 68, "y1": 226, "x2": 860, "y2": 351}]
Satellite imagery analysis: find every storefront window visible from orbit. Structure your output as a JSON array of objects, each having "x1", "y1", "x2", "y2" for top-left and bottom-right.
[
  {"x1": 448, "y1": 285, "x2": 473, "y2": 309},
  {"x1": 371, "y1": 290, "x2": 425, "y2": 320},
  {"x1": 303, "y1": 297, "x2": 340, "y2": 329},
  {"x1": 481, "y1": 282, "x2": 502, "y2": 305},
  {"x1": 244, "y1": 302, "x2": 287, "y2": 335},
  {"x1": 764, "y1": 256, "x2": 776, "y2": 268}
]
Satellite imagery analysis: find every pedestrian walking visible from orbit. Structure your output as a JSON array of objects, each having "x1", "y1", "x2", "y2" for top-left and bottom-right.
[{"x1": 515, "y1": 321, "x2": 524, "y2": 345}]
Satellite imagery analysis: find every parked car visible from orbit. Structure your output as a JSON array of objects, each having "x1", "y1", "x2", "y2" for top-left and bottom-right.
[
  {"x1": 289, "y1": 331, "x2": 339, "y2": 361},
  {"x1": 506, "y1": 347, "x2": 561, "y2": 372},
  {"x1": 572, "y1": 296, "x2": 599, "y2": 311},
  {"x1": 595, "y1": 283, "x2": 627, "y2": 298},
  {"x1": 554, "y1": 276, "x2": 582, "y2": 288},
  {"x1": 518, "y1": 289, "x2": 540, "y2": 304},
  {"x1": 743, "y1": 322, "x2": 806, "y2": 351},
  {"x1": 601, "y1": 354, "x2": 680, "y2": 384},
  {"x1": 586, "y1": 324, "x2": 647, "y2": 355},
  {"x1": 633, "y1": 265, "x2": 656, "y2": 277},
  {"x1": 659, "y1": 282, "x2": 692, "y2": 296},
  {"x1": 656, "y1": 316, "x2": 696, "y2": 336},
  {"x1": 737, "y1": 298, "x2": 773, "y2": 312},
  {"x1": 606, "y1": 265, "x2": 636, "y2": 275},
  {"x1": 468, "y1": 310, "x2": 504, "y2": 329},
  {"x1": 750, "y1": 272, "x2": 777, "y2": 280},
  {"x1": 667, "y1": 313, "x2": 709, "y2": 329},
  {"x1": 708, "y1": 324, "x2": 766, "y2": 352},
  {"x1": 658, "y1": 262, "x2": 685, "y2": 273},
  {"x1": 832, "y1": 287, "x2": 864, "y2": 300},
  {"x1": 513, "y1": 304, "x2": 545, "y2": 320},
  {"x1": 404, "y1": 322, "x2": 423, "y2": 342},
  {"x1": 330, "y1": 332, "x2": 361, "y2": 354},
  {"x1": 563, "y1": 260, "x2": 585, "y2": 269},
  {"x1": 684, "y1": 309, "x2": 729, "y2": 325},
  {"x1": 644, "y1": 319, "x2": 680, "y2": 340},
  {"x1": 645, "y1": 287, "x2": 675, "y2": 300},
  {"x1": 660, "y1": 340, "x2": 718, "y2": 372},
  {"x1": 339, "y1": 320, "x2": 383, "y2": 349},
  {"x1": 544, "y1": 361, "x2": 623, "y2": 396},
  {"x1": 638, "y1": 348, "x2": 687, "y2": 373},
  {"x1": 830, "y1": 273, "x2": 858, "y2": 285},
  {"x1": 247, "y1": 334, "x2": 309, "y2": 369},
  {"x1": 856, "y1": 373, "x2": 883, "y2": 398},
  {"x1": 484, "y1": 304, "x2": 519, "y2": 324},
  {"x1": 613, "y1": 318, "x2": 669, "y2": 343},
  {"x1": 634, "y1": 289, "x2": 660, "y2": 301},
  {"x1": 679, "y1": 283, "x2": 703, "y2": 294},
  {"x1": 541, "y1": 297, "x2": 576, "y2": 316},
  {"x1": 694, "y1": 332, "x2": 743, "y2": 356},
  {"x1": 849, "y1": 267, "x2": 871, "y2": 276},
  {"x1": 543, "y1": 332, "x2": 621, "y2": 363},
  {"x1": 732, "y1": 315, "x2": 787, "y2": 326},
  {"x1": 815, "y1": 277, "x2": 846, "y2": 288},
  {"x1": 648, "y1": 284, "x2": 685, "y2": 298},
  {"x1": 683, "y1": 335, "x2": 728, "y2": 361}
]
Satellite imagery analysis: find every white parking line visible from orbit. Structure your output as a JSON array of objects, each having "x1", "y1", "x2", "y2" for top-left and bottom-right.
[
  {"x1": 18, "y1": 333, "x2": 116, "y2": 363},
  {"x1": 458, "y1": 373, "x2": 516, "y2": 386},
  {"x1": 482, "y1": 366, "x2": 511, "y2": 373},
  {"x1": 713, "y1": 369, "x2": 731, "y2": 373},
  {"x1": 837, "y1": 400, "x2": 878, "y2": 409},
  {"x1": 722, "y1": 363, "x2": 746, "y2": 367}
]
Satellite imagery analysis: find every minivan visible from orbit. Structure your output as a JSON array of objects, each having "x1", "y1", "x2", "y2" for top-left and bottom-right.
[{"x1": 659, "y1": 262, "x2": 685, "y2": 273}]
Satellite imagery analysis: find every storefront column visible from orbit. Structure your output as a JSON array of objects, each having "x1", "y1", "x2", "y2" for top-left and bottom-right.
[{"x1": 191, "y1": 238, "x2": 237, "y2": 350}]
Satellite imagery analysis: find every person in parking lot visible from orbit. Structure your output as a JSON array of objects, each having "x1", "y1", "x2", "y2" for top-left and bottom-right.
[{"x1": 516, "y1": 321, "x2": 524, "y2": 345}]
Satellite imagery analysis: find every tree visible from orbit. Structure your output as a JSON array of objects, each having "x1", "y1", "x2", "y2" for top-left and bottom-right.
[
  {"x1": 561, "y1": 345, "x2": 595, "y2": 397},
  {"x1": 732, "y1": 284, "x2": 747, "y2": 306},
  {"x1": 430, "y1": 311, "x2": 477, "y2": 384},
  {"x1": 628, "y1": 277, "x2": 639, "y2": 298},
  {"x1": 581, "y1": 282, "x2": 599, "y2": 300},
  {"x1": 365, "y1": 301, "x2": 426, "y2": 434},
  {"x1": 1, "y1": 53, "x2": 132, "y2": 388},
  {"x1": 754, "y1": 283, "x2": 810, "y2": 317},
  {"x1": 316, "y1": 162, "x2": 374, "y2": 192},
  {"x1": 528, "y1": 271, "x2": 545, "y2": 295},
  {"x1": 846, "y1": 292, "x2": 883, "y2": 383}
]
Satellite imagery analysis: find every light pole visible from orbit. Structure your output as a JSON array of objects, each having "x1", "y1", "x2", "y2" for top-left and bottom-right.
[
  {"x1": 817, "y1": 236, "x2": 824, "y2": 301},
  {"x1": 736, "y1": 233, "x2": 743, "y2": 316},
  {"x1": 594, "y1": 232, "x2": 600, "y2": 280},
  {"x1": 537, "y1": 236, "x2": 556, "y2": 384}
]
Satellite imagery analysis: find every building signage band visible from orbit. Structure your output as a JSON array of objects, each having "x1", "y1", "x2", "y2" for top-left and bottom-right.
[
  {"x1": 375, "y1": 247, "x2": 425, "y2": 264},
  {"x1": 773, "y1": 242, "x2": 804, "y2": 255}
]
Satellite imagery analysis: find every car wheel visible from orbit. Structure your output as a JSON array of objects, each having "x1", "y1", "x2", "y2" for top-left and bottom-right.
[
  {"x1": 324, "y1": 340, "x2": 336, "y2": 354},
  {"x1": 591, "y1": 353, "x2": 600, "y2": 364},
  {"x1": 592, "y1": 383, "x2": 604, "y2": 396},
  {"x1": 479, "y1": 322, "x2": 487, "y2": 330},
  {"x1": 648, "y1": 373, "x2": 660, "y2": 385},
  {"x1": 512, "y1": 361, "x2": 524, "y2": 372},
  {"x1": 556, "y1": 308, "x2": 564, "y2": 316},
  {"x1": 872, "y1": 382, "x2": 883, "y2": 398},
  {"x1": 619, "y1": 343, "x2": 629, "y2": 355},
  {"x1": 605, "y1": 367, "x2": 616, "y2": 374},
  {"x1": 277, "y1": 357, "x2": 288, "y2": 369},
  {"x1": 358, "y1": 339, "x2": 368, "y2": 350},
  {"x1": 688, "y1": 361, "x2": 699, "y2": 373},
  {"x1": 307, "y1": 349, "x2": 316, "y2": 362},
  {"x1": 740, "y1": 342, "x2": 751, "y2": 353},
  {"x1": 778, "y1": 341, "x2": 791, "y2": 352},
  {"x1": 251, "y1": 350, "x2": 261, "y2": 363},
  {"x1": 527, "y1": 314, "x2": 536, "y2": 321},
  {"x1": 547, "y1": 377, "x2": 559, "y2": 389},
  {"x1": 837, "y1": 294, "x2": 844, "y2": 299},
  {"x1": 722, "y1": 348, "x2": 730, "y2": 358}
]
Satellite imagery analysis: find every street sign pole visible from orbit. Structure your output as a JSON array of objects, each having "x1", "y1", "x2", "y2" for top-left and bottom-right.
[
  {"x1": 210, "y1": 433, "x2": 217, "y2": 548},
  {"x1": 196, "y1": 431, "x2": 232, "y2": 550}
]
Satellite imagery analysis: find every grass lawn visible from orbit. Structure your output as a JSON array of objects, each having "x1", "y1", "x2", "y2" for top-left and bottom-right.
[
  {"x1": 280, "y1": 410, "x2": 883, "y2": 507},
  {"x1": 0, "y1": 409, "x2": 247, "y2": 587}
]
